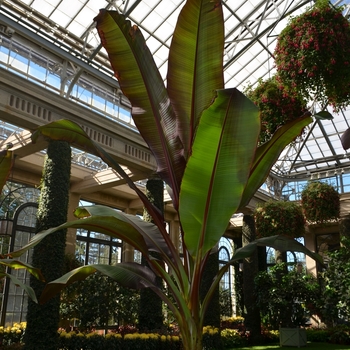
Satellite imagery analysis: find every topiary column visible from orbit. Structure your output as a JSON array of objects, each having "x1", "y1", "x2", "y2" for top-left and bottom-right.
[
  {"x1": 200, "y1": 247, "x2": 221, "y2": 329},
  {"x1": 24, "y1": 140, "x2": 71, "y2": 350},
  {"x1": 242, "y1": 214, "x2": 261, "y2": 345},
  {"x1": 138, "y1": 176, "x2": 164, "y2": 331}
]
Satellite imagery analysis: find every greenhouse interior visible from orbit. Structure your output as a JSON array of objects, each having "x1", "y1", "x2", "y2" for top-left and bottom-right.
[{"x1": 0, "y1": 0, "x2": 350, "y2": 349}]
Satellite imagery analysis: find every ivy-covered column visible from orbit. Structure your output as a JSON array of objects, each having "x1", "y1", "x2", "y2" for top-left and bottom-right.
[
  {"x1": 242, "y1": 214, "x2": 261, "y2": 344},
  {"x1": 339, "y1": 215, "x2": 350, "y2": 242},
  {"x1": 200, "y1": 246, "x2": 221, "y2": 329},
  {"x1": 24, "y1": 140, "x2": 71, "y2": 350},
  {"x1": 138, "y1": 176, "x2": 164, "y2": 331}
]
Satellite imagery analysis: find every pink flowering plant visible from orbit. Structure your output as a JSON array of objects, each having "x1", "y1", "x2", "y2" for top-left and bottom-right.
[
  {"x1": 274, "y1": 0, "x2": 350, "y2": 111},
  {"x1": 245, "y1": 76, "x2": 308, "y2": 144},
  {"x1": 255, "y1": 200, "x2": 305, "y2": 238},
  {"x1": 301, "y1": 181, "x2": 340, "y2": 224}
]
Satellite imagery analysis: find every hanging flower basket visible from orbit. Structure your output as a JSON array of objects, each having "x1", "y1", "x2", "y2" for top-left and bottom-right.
[
  {"x1": 254, "y1": 200, "x2": 305, "y2": 238},
  {"x1": 274, "y1": 0, "x2": 350, "y2": 111},
  {"x1": 301, "y1": 181, "x2": 340, "y2": 224},
  {"x1": 245, "y1": 76, "x2": 308, "y2": 144}
]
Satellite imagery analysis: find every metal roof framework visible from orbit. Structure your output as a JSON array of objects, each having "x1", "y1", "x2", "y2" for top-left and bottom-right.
[{"x1": 1, "y1": 0, "x2": 350, "y2": 192}]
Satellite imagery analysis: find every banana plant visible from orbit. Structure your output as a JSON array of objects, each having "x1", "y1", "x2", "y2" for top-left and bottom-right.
[{"x1": 9, "y1": 0, "x2": 317, "y2": 348}]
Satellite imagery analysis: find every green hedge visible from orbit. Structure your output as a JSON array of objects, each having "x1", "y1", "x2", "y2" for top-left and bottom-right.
[{"x1": 58, "y1": 331, "x2": 181, "y2": 350}]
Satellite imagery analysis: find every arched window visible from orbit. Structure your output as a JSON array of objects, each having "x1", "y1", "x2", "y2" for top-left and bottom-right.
[
  {"x1": 218, "y1": 237, "x2": 234, "y2": 317},
  {"x1": 0, "y1": 181, "x2": 40, "y2": 326}
]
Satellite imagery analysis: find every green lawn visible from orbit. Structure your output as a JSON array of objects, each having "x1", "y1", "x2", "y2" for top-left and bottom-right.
[{"x1": 232, "y1": 343, "x2": 350, "y2": 350}]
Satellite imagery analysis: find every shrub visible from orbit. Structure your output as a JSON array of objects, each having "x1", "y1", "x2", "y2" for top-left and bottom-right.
[
  {"x1": 0, "y1": 322, "x2": 26, "y2": 346},
  {"x1": 221, "y1": 328, "x2": 247, "y2": 348},
  {"x1": 202, "y1": 326, "x2": 221, "y2": 349},
  {"x1": 85, "y1": 332, "x2": 106, "y2": 350},
  {"x1": 306, "y1": 328, "x2": 330, "y2": 343},
  {"x1": 58, "y1": 331, "x2": 86, "y2": 350},
  {"x1": 104, "y1": 333, "x2": 123, "y2": 349},
  {"x1": 260, "y1": 329, "x2": 279, "y2": 344},
  {"x1": 220, "y1": 316, "x2": 245, "y2": 330},
  {"x1": 328, "y1": 325, "x2": 350, "y2": 345}
]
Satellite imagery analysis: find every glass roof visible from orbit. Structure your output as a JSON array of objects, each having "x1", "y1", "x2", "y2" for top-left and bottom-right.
[{"x1": 1, "y1": 0, "x2": 350, "y2": 186}]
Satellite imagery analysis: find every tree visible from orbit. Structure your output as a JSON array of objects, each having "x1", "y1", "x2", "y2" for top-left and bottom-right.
[
  {"x1": 321, "y1": 236, "x2": 350, "y2": 325},
  {"x1": 11, "y1": 0, "x2": 319, "y2": 348},
  {"x1": 60, "y1": 271, "x2": 139, "y2": 330},
  {"x1": 255, "y1": 263, "x2": 320, "y2": 329},
  {"x1": 24, "y1": 140, "x2": 71, "y2": 350}
]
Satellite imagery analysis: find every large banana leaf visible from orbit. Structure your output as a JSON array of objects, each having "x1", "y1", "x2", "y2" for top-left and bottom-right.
[
  {"x1": 94, "y1": 10, "x2": 183, "y2": 208},
  {"x1": 9, "y1": 212, "x2": 150, "y2": 259},
  {"x1": 167, "y1": 0, "x2": 224, "y2": 156},
  {"x1": 0, "y1": 272, "x2": 38, "y2": 303},
  {"x1": 180, "y1": 89, "x2": 259, "y2": 257},
  {"x1": 239, "y1": 113, "x2": 312, "y2": 208},
  {"x1": 0, "y1": 259, "x2": 45, "y2": 303},
  {"x1": 73, "y1": 206, "x2": 176, "y2": 265},
  {"x1": 230, "y1": 235, "x2": 323, "y2": 265},
  {"x1": 39, "y1": 263, "x2": 158, "y2": 304},
  {"x1": 31, "y1": 120, "x2": 165, "y2": 230},
  {"x1": 0, "y1": 259, "x2": 44, "y2": 282}
]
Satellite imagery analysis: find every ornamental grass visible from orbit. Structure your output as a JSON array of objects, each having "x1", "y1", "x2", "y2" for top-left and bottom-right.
[{"x1": 274, "y1": 0, "x2": 350, "y2": 111}]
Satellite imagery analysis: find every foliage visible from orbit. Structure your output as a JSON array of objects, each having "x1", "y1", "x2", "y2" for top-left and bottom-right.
[
  {"x1": 328, "y1": 325, "x2": 350, "y2": 345},
  {"x1": 10, "y1": 0, "x2": 316, "y2": 349},
  {"x1": 0, "y1": 323, "x2": 26, "y2": 346},
  {"x1": 24, "y1": 141, "x2": 71, "y2": 350},
  {"x1": 219, "y1": 289, "x2": 233, "y2": 318},
  {"x1": 221, "y1": 316, "x2": 245, "y2": 330},
  {"x1": 245, "y1": 76, "x2": 308, "y2": 144},
  {"x1": 301, "y1": 181, "x2": 340, "y2": 224},
  {"x1": 254, "y1": 200, "x2": 305, "y2": 238},
  {"x1": 254, "y1": 263, "x2": 321, "y2": 328},
  {"x1": 320, "y1": 237, "x2": 350, "y2": 324},
  {"x1": 306, "y1": 327, "x2": 330, "y2": 343},
  {"x1": 274, "y1": 0, "x2": 350, "y2": 111},
  {"x1": 202, "y1": 326, "x2": 222, "y2": 349},
  {"x1": 221, "y1": 328, "x2": 248, "y2": 348},
  {"x1": 60, "y1": 272, "x2": 140, "y2": 330},
  {"x1": 104, "y1": 333, "x2": 123, "y2": 349}
]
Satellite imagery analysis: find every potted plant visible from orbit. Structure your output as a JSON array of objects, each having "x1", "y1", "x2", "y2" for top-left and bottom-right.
[
  {"x1": 301, "y1": 181, "x2": 340, "y2": 224},
  {"x1": 255, "y1": 200, "x2": 305, "y2": 239},
  {"x1": 274, "y1": 0, "x2": 350, "y2": 111},
  {"x1": 245, "y1": 76, "x2": 308, "y2": 144}
]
